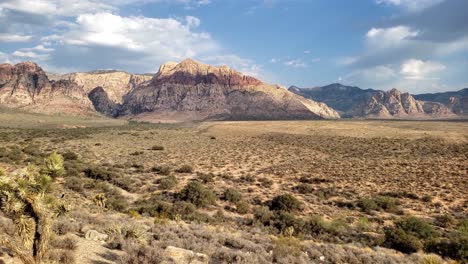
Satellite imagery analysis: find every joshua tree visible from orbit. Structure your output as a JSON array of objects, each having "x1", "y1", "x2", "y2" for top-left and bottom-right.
[{"x1": 0, "y1": 163, "x2": 58, "y2": 264}]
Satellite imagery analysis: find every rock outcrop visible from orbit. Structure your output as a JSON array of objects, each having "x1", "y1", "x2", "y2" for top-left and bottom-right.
[
  {"x1": 291, "y1": 84, "x2": 461, "y2": 118},
  {"x1": 50, "y1": 70, "x2": 152, "y2": 104},
  {"x1": 0, "y1": 62, "x2": 94, "y2": 115},
  {"x1": 121, "y1": 59, "x2": 340, "y2": 121},
  {"x1": 414, "y1": 88, "x2": 468, "y2": 115}
]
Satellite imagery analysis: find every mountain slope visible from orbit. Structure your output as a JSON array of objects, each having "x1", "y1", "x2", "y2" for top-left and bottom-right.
[
  {"x1": 120, "y1": 59, "x2": 340, "y2": 121},
  {"x1": 414, "y1": 88, "x2": 468, "y2": 114},
  {"x1": 290, "y1": 84, "x2": 458, "y2": 118},
  {"x1": 0, "y1": 62, "x2": 94, "y2": 115},
  {"x1": 289, "y1": 83, "x2": 378, "y2": 116}
]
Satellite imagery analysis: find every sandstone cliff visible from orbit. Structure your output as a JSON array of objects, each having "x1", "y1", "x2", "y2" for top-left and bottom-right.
[
  {"x1": 50, "y1": 70, "x2": 152, "y2": 104},
  {"x1": 351, "y1": 89, "x2": 456, "y2": 118},
  {"x1": 120, "y1": 59, "x2": 340, "y2": 121},
  {"x1": 0, "y1": 62, "x2": 94, "y2": 115}
]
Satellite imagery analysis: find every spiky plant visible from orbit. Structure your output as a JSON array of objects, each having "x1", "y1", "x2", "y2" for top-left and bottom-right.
[
  {"x1": 93, "y1": 194, "x2": 107, "y2": 208},
  {"x1": 44, "y1": 152, "x2": 65, "y2": 177},
  {"x1": 0, "y1": 166, "x2": 55, "y2": 264}
]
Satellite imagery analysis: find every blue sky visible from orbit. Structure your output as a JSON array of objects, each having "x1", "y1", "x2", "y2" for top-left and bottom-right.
[{"x1": 0, "y1": 0, "x2": 467, "y2": 93}]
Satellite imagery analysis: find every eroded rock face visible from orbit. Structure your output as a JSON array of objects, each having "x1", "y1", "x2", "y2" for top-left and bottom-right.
[
  {"x1": 50, "y1": 71, "x2": 152, "y2": 104},
  {"x1": 121, "y1": 59, "x2": 340, "y2": 121},
  {"x1": 351, "y1": 89, "x2": 438, "y2": 118},
  {"x1": 0, "y1": 62, "x2": 94, "y2": 115},
  {"x1": 88, "y1": 86, "x2": 120, "y2": 117}
]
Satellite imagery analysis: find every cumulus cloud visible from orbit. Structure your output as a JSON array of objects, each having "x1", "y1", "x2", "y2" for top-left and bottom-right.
[
  {"x1": 366, "y1": 26, "x2": 418, "y2": 48},
  {"x1": 400, "y1": 59, "x2": 445, "y2": 80},
  {"x1": 0, "y1": 33, "x2": 32, "y2": 42}
]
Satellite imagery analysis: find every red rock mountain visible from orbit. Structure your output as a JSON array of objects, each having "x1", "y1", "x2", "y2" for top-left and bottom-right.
[
  {"x1": 0, "y1": 60, "x2": 340, "y2": 120},
  {"x1": 0, "y1": 62, "x2": 93, "y2": 115},
  {"x1": 119, "y1": 59, "x2": 340, "y2": 121}
]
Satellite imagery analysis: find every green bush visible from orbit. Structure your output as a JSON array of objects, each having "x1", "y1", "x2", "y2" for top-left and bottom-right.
[
  {"x1": 223, "y1": 188, "x2": 242, "y2": 203},
  {"x1": 151, "y1": 165, "x2": 171, "y2": 175},
  {"x1": 384, "y1": 226, "x2": 423, "y2": 253},
  {"x1": 65, "y1": 177, "x2": 83, "y2": 192},
  {"x1": 425, "y1": 232, "x2": 468, "y2": 262},
  {"x1": 235, "y1": 200, "x2": 250, "y2": 214},
  {"x1": 269, "y1": 194, "x2": 302, "y2": 212},
  {"x1": 179, "y1": 181, "x2": 216, "y2": 208},
  {"x1": 197, "y1": 172, "x2": 215, "y2": 184},
  {"x1": 62, "y1": 151, "x2": 78, "y2": 161},
  {"x1": 83, "y1": 166, "x2": 114, "y2": 181},
  {"x1": 175, "y1": 165, "x2": 193, "y2": 174},
  {"x1": 395, "y1": 216, "x2": 435, "y2": 240},
  {"x1": 158, "y1": 175, "x2": 178, "y2": 190}
]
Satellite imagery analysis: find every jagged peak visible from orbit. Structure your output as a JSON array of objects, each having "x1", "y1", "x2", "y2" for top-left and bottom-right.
[{"x1": 154, "y1": 58, "x2": 262, "y2": 86}]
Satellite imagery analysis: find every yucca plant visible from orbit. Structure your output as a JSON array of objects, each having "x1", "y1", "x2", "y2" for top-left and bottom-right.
[
  {"x1": 0, "y1": 165, "x2": 56, "y2": 264},
  {"x1": 43, "y1": 152, "x2": 65, "y2": 177}
]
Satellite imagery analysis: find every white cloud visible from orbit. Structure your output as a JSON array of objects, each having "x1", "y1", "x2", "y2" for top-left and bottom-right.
[
  {"x1": 366, "y1": 26, "x2": 418, "y2": 48},
  {"x1": 337, "y1": 56, "x2": 358, "y2": 66},
  {"x1": 376, "y1": 0, "x2": 445, "y2": 12},
  {"x1": 400, "y1": 59, "x2": 446, "y2": 80},
  {"x1": 61, "y1": 12, "x2": 218, "y2": 60},
  {"x1": 346, "y1": 65, "x2": 397, "y2": 83},
  {"x1": 0, "y1": 33, "x2": 33, "y2": 42},
  {"x1": 284, "y1": 59, "x2": 307, "y2": 68}
]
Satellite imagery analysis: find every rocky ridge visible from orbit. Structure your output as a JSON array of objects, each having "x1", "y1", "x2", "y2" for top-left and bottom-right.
[
  {"x1": 290, "y1": 84, "x2": 458, "y2": 118},
  {"x1": 119, "y1": 59, "x2": 340, "y2": 121}
]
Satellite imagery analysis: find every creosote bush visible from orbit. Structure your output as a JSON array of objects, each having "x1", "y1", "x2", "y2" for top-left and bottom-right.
[
  {"x1": 269, "y1": 194, "x2": 302, "y2": 212},
  {"x1": 175, "y1": 164, "x2": 194, "y2": 174},
  {"x1": 179, "y1": 181, "x2": 216, "y2": 208}
]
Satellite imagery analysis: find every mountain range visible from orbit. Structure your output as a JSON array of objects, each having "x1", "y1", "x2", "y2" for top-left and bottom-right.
[
  {"x1": 289, "y1": 83, "x2": 466, "y2": 118},
  {"x1": 0, "y1": 60, "x2": 465, "y2": 121}
]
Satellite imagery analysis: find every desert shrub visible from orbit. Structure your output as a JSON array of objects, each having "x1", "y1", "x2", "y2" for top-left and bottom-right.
[
  {"x1": 22, "y1": 144, "x2": 42, "y2": 156},
  {"x1": 179, "y1": 181, "x2": 216, "y2": 208},
  {"x1": 395, "y1": 217, "x2": 436, "y2": 240},
  {"x1": 118, "y1": 242, "x2": 164, "y2": 264},
  {"x1": 272, "y1": 236, "x2": 303, "y2": 262},
  {"x1": 425, "y1": 234, "x2": 468, "y2": 262},
  {"x1": 62, "y1": 151, "x2": 79, "y2": 160},
  {"x1": 197, "y1": 172, "x2": 215, "y2": 184},
  {"x1": 83, "y1": 166, "x2": 114, "y2": 181},
  {"x1": 134, "y1": 195, "x2": 173, "y2": 218},
  {"x1": 358, "y1": 196, "x2": 400, "y2": 213},
  {"x1": 223, "y1": 188, "x2": 242, "y2": 203},
  {"x1": 434, "y1": 214, "x2": 455, "y2": 228},
  {"x1": 239, "y1": 174, "x2": 255, "y2": 183},
  {"x1": 158, "y1": 175, "x2": 178, "y2": 190},
  {"x1": 51, "y1": 236, "x2": 78, "y2": 250},
  {"x1": 65, "y1": 176, "x2": 83, "y2": 192},
  {"x1": 112, "y1": 176, "x2": 134, "y2": 191},
  {"x1": 259, "y1": 178, "x2": 273, "y2": 188},
  {"x1": 422, "y1": 195, "x2": 433, "y2": 203},
  {"x1": 253, "y1": 206, "x2": 274, "y2": 226},
  {"x1": 47, "y1": 249, "x2": 76, "y2": 264},
  {"x1": 271, "y1": 211, "x2": 298, "y2": 234},
  {"x1": 150, "y1": 145, "x2": 164, "y2": 151},
  {"x1": 235, "y1": 200, "x2": 250, "y2": 214},
  {"x1": 384, "y1": 217, "x2": 437, "y2": 254},
  {"x1": 384, "y1": 226, "x2": 423, "y2": 253},
  {"x1": 106, "y1": 191, "x2": 130, "y2": 212},
  {"x1": 151, "y1": 165, "x2": 171, "y2": 175},
  {"x1": 175, "y1": 164, "x2": 193, "y2": 174},
  {"x1": 130, "y1": 151, "x2": 144, "y2": 156},
  {"x1": 269, "y1": 194, "x2": 302, "y2": 212},
  {"x1": 171, "y1": 201, "x2": 197, "y2": 219},
  {"x1": 53, "y1": 219, "x2": 80, "y2": 236},
  {"x1": 295, "y1": 183, "x2": 314, "y2": 194}
]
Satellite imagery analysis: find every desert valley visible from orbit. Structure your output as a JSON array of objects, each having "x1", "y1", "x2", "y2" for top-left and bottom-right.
[
  {"x1": 0, "y1": 58, "x2": 466, "y2": 264},
  {"x1": 1, "y1": 0, "x2": 467, "y2": 263}
]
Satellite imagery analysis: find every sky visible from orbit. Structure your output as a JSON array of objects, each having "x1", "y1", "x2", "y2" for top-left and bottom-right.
[{"x1": 0, "y1": 0, "x2": 467, "y2": 93}]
